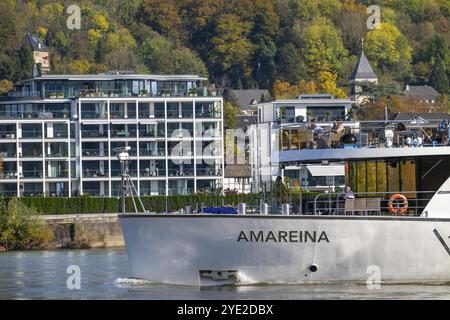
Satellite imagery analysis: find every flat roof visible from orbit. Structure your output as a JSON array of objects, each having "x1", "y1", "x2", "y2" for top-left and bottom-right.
[
  {"x1": 18, "y1": 74, "x2": 208, "y2": 84},
  {"x1": 273, "y1": 99, "x2": 353, "y2": 104}
]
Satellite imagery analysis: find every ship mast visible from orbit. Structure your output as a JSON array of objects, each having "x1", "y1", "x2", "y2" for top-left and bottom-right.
[{"x1": 115, "y1": 146, "x2": 147, "y2": 214}]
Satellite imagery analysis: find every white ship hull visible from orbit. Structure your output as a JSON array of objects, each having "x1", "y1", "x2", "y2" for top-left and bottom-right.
[{"x1": 119, "y1": 214, "x2": 450, "y2": 285}]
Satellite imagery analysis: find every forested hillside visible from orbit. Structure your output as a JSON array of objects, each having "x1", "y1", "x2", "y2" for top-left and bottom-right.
[{"x1": 0, "y1": 0, "x2": 449, "y2": 96}]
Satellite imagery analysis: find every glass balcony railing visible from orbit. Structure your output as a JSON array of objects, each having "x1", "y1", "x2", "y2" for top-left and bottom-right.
[
  {"x1": 0, "y1": 171, "x2": 18, "y2": 179},
  {"x1": 0, "y1": 151, "x2": 16, "y2": 158},
  {"x1": 139, "y1": 148, "x2": 165, "y2": 156},
  {"x1": 21, "y1": 151, "x2": 43, "y2": 158},
  {"x1": 0, "y1": 111, "x2": 69, "y2": 119},
  {"x1": 81, "y1": 131, "x2": 108, "y2": 138},
  {"x1": 138, "y1": 111, "x2": 166, "y2": 118},
  {"x1": 49, "y1": 131, "x2": 69, "y2": 138},
  {"x1": 168, "y1": 169, "x2": 194, "y2": 177},
  {"x1": 22, "y1": 170, "x2": 44, "y2": 178},
  {"x1": 21, "y1": 130, "x2": 42, "y2": 139},
  {"x1": 82, "y1": 189, "x2": 108, "y2": 196},
  {"x1": 167, "y1": 188, "x2": 195, "y2": 196},
  {"x1": 196, "y1": 168, "x2": 223, "y2": 176},
  {"x1": 139, "y1": 168, "x2": 165, "y2": 177},
  {"x1": 140, "y1": 188, "x2": 165, "y2": 196},
  {"x1": 4, "y1": 87, "x2": 222, "y2": 101},
  {"x1": 0, "y1": 131, "x2": 16, "y2": 139},
  {"x1": 82, "y1": 149, "x2": 107, "y2": 157},
  {"x1": 80, "y1": 111, "x2": 108, "y2": 119},
  {"x1": 47, "y1": 171, "x2": 69, "y2": 178},
  {"x1": 22, "y1": 191, "x2": 44, "y2": 197},
  {"x1": 139, "y1": 130, "x2": 165, "y2": 138},
  {"x1": 47, "y1": 151, "x2": 68, "y2": 157},
  {"x1": 0, "y1": 190, "x2": 17, "y2": 196},
  {"x1": 110, "y1": 169, "x2": 138, "y2": 177},
  {"x1": 82, "y1": 169, "x2": 107, "y2": 178},
  {"x1": 110, "y1": 130, "x2": 137, "y2": 138}
]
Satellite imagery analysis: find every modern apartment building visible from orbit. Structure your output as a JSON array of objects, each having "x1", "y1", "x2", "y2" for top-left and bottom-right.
[{"x1": 0, "y1": 73, "x2": 224, "y2": 197}]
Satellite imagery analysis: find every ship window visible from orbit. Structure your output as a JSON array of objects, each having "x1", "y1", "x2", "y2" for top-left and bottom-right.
[
  {"x1": 366, "y1": 161, "x2": 377, "y2": 193},
  {"x1": 356, "y1": 161, "x2": 367, "y2": 193},
  {"x1": 387, "y1": 160, "x2": 400, "y2": 193},
  {"x1": 376, "y1": 160, "x2": 387, "y2": 194},
  {"x1": 401, "y1": 159, "x2": 416, "y2": 198}
]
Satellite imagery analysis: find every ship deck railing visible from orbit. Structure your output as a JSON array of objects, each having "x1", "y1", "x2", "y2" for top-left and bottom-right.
[
  {"x1": 313, "y1": 190, "x2": 434, "y2": 216},
  {"x1": 279, "y1": 119, "x2": 450, "y2": 151}
]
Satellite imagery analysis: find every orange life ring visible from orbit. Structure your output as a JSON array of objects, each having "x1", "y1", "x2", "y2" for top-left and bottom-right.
[{"x1": 388, "y1": 194, "x2": 408, "y2": 215}]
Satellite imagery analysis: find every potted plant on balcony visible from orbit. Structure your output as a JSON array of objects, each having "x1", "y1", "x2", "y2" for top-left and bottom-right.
[
  {"x1": 188, "y1": 88, "x2": 198, "y2": 97},
  {"x1": 62, "y1": 107, "x2": 69, "y2": 118},
  {"x1": 140, "y1": 89, "x2": 148, "y2": 97}
]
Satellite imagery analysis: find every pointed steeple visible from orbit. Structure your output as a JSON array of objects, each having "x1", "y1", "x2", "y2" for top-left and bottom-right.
[{"x1": 350, "y1": 40, "x2": 377, "y2": 81}]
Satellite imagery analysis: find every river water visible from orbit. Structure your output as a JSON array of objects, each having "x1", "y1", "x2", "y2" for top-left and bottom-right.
[{"x1": 0, "y1": 249, "x2": 449, "y2": 300}]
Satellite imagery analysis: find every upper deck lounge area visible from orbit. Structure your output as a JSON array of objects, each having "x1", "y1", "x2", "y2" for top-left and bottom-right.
[{"x1": 277, "y1": 118, "x2": 450, "y2": 162}]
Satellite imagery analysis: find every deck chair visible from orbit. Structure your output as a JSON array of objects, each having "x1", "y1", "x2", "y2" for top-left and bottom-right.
[
  {"x1": 366, "y1": 198, "x2": 381, "y2": 215},
  {"x1": 344, "y1": 198, "x2": 355, "y2": 215},
  {"x1": 353, "y1": 198, "x2": 367, "y2": 215}
]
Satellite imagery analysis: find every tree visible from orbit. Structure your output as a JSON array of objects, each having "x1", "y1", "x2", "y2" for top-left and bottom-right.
[
  {"x1": 275, "y1": 43, "x2": 308, "y2": 84},
  {"x1": 364, "y1": 23, "x2": 413, "y2": 77},
  {"x1": 140, "y1": 32, "x2": 208, "y2": 76},
  {"x1": 315, "y1": 71, "x2": 347, "y2": 98},
  {"x1": 141, "y1": 0, "x2": 182, "y2": 37},
  {"x1": 17, "y1": 43, "x2": 35, "y2": 80},
  {"x1": 0, "y1": 198, "x2": 53, "y2": 250},
  {"x1": 430, "y1": 54, "x2": 449, "y2": 94},
  {"x1": 0, "y1": 79, "x2": 14, "y2": 95},
  {"x1": 101, "y1": 28, "x2": 137, "y2": 70},
  {"x1": 299, "y1": 17, "x2": 348, "y2": 76},
  {"x1": 223, "y1": 101, "x2": 237, "y2": 130},
  {"x1": 272, "y1": 79, "x2": 317, "y2": 99},
  {"x1": 209, "y1": 14, "x2": 254, "y2": 87},
  {"x1": 253, "y1": 38, "x2": 277, "y2": 89}
]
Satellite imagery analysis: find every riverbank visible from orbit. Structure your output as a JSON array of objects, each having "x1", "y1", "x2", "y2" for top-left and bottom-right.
[{"x1": 42, "y1": 213, "x2": 125, "y2": 249}]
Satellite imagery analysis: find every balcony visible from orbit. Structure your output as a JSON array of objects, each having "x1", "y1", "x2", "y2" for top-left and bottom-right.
[
  {"x1": 0, "y1": 171, "x2": 18, "y2": 179},
  {"x1": 0, "y1": 131, "x2": 16, "y2": 139},
  {"x1": 47, "y1": 171, "x2": 69, "y2": 179},
  {"x1": 139, "y1": 129, "x2": 165, "y2": 138},
  {"x1": 22, "y1": 170, "x2": 44, "y2": 179},
  {"x1": 110, "y1": 130, "x2": 137, "y2": 139},
  {"x1": 82, "y1": 149, "x2": 107, "y2": 157},
  {"x1": 21, "y1": 151, "x2": 43, "y2": 158},
  {"x1": 139, "y1": 148, "x2": 165, "y2": 156},
  {"x1": 21, "y1": 130, "x2": 42, "y2": 139},
  {"x1": 80, "y1": 111, "x2": 108, "y2": 120},
  {"x1": 196, "y1": 168, "x2": 223, "y2": 176},
  {"x1": 110, "y1": 169, "x2": 138, "y2": 177},
  {"x1": 168, "y1": 169, "x2": 195, "y2": 177},
  {"x1": 82, "y1": 169, "x2": 107, "y2": 178},
  {"x1": 81, "y1": 130, "x2": 108, "y2": 138},
  {"x1": 139, "y1": 168, "x2": 165, "y2": 177},
  {"x1": 0, "y1": 151, "x2": 16, "y2": 158}
]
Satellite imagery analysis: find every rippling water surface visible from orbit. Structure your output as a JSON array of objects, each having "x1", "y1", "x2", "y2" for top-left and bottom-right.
[{"x1": 0, "y1": 249, "x2": 449, "y2": 300}]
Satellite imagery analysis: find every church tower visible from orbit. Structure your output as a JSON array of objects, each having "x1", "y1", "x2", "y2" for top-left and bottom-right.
[{"x1": 350, "y1": 40, "x2": 377, "y2": 104}]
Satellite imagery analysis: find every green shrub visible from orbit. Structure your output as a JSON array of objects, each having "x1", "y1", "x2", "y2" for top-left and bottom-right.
[
  {"x1": 0, "y1": 198, "x2": 53, "y2": 250},
  {"x1": 1, "y1": 194, "x2": 271, "y2": 215}
]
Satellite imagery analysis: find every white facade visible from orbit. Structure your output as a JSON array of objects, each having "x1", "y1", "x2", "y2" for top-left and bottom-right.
[{"x1": 0, "y1": 74, "x2": 224, "y2": 197}]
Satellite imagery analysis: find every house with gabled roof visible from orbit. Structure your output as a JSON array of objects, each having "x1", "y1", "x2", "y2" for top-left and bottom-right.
[{"x1": 25, "y1": 33, "x2": 50, "y2": 72}]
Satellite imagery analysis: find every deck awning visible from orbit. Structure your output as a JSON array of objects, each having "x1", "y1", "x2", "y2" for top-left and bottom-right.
[{"x1": 307, "y1": 165, "x2": 344, "y2": 176}]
